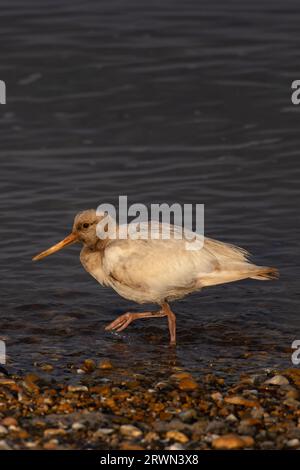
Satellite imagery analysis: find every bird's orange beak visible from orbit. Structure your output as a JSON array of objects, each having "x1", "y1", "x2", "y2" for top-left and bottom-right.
[{"x1": 32, "y1": 233, "x2": 78, "y2": 261}]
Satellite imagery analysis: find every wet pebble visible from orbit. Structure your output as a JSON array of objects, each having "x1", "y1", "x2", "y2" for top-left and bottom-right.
[
  {"x1": 39, "y1": 364, "x2": 54, "y2": 372},
  {"x1": 67, "y1": 385, "x2": 88, "y2": 393},
  {"x1": 1, "y1": 417, "x2": 18, "y2": 427},
  {"x1": 43, "y1": 439, "x2": 58, "y2": 450},
  {"x1": 212, "y1": 434, "x2": 254, "y2": 450},
  {"x1": 82, "y1": 359, "x2": 96, "y2": 373},
  {"x1": 119, "y1": 424, "x2": 142, "y2": 438},
  {"x1": 0, "y1": 440, "x2": 12, "y2": 450},
  {"x1": 98, "y1": 360, "x2": 113, "y2": 370},
  {"x1": 72, "y1": 422, "x2": 85, "y2": 431},
  {"x1": 166, "y1": 430, "x2": 189, "y2": 444},
  {"x1": 94, "y1": 428, "x2": 114, "y2": 438},
  {"x1": 178, "y1": 378, "x2": 198, "y2": 391},
  {"x1": 264, "y1": 375, "x2": 289, "y2": 386},
  {"x1": 286, "y1": 438, "x2": 300, "y2": 448},
  {"x1": 143, "y1": 431, "x2": 159, "y2": 443},
  {"x1": 0, "y1": 425, "x2": 8, "y2": 436},
  {"x1": 44, "y1": 428, "x2": 67, "y2": 438},
  {"x1": 178, "y1": 409, "x2": 197, "y2": 423},
  {"x1": 166, "y1": 443, "x2": 185, "y2": 450},
  {"x1": 224, "y1": 395, "x2": 258, "y2": 407},
  {"x1": 225, "y1": 414, "x2": 238, "y2": 423}
]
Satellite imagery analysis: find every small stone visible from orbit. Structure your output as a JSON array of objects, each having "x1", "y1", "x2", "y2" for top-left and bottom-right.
[
  {"x1": 72, "y1": 422, "x2": 85, "y2": 431},
  {"x1": 120, "y1": 425, "x2": 142, "y2": 438},
  {"x1": 242, "y1": 436, "x2": 255, "y2": 447},
  {"x1": 264, "y1": 375, "x2": 289, "y2": 386},
  {"x1": 166, "y1": 443, "x2": 185, "y2": 450},
  {"x1": 155, "y1": 381, "x2": 169, "y2": 390},
  {"x1": 0, "y1": 378, "x2": 16, "y2": 387},
  {"x1": 143, "y1": 432, "x2": 159, "y2": 443},
  {"x1": 212, "y1": 434, "x2": 254, "y2": 450},
  {"x1": 179, "y1": 409, "x2": 197, "y2": 423},
  {"x1": 240, "y1": 418, "x2": 261, "y2": 427},
  {"x1": 25, "y1": 441, "x2": 38, "y2": 448},
  {"x1": 0, "y1": 440, "x2": 11, "y2": 450},
  {"x1": 170, "y1": 372, "x2": 192, "y2": 381},
  {"x1": 178, "y1": 379, "x2": 198, "y2": 391},
  {"x1": 226, "y1": 414, "x2": 238, "y2": 423},
  {"x1": 98, "y1": 360, "x2": 113, "y2": 370},
  {"x1": 1, "y1": 417, "x2": 18, "y2": 427},
  {"x1": 285, "y1": 387, "x2": 299, "y2": 400},
  {"x1": 44, "y1": 428, "x2": 67, "y2": 437},
  {"x1": 94, "y1": 428, "x2": 114, "y2": 437},
  {"x1": 211, "y1": 392, "x2": 223, "y2": 402},
  {"x1": 119, "y1": 442, "x2": 144, "y2": 450},
  {"x1": 43, "y1": 439, "x2": 58, "y2": 450},
  {"x1": 286, "y1": 438, "x2": 300, "y2": 448},
  {"x1": 0, "y1": 425, "x2": 8, "y2": 436},
  {"x1": 283, "y1": 397, "x2": 300, "y2": 408},
  {"x1": 67, "y1": 385, "x2": 88, "y2": 392},
  {"x1": 166, "y1": 430, "x2": 189, "y2": 444},
  {"x1": 284, "y1": 369, "x2": 300, "y2": 387},
  {"x1": 82, "y1": 359, "x2": 96, "y2": 372},
  {"x1": 243, "y1": 389, "x2": 258, "y2": 396},
  {"x1": 39, "y1": 364, "x2": 54, "y2": 372},
  {"x1": 8, "y1": 425, "x2": 19, "y2": 432},
  {"x1": 224, "y1": 395, "x2": 258, "y2": 407}
]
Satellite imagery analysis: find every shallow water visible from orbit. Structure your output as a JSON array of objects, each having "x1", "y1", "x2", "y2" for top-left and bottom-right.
[{"x1": 0, "y1": 0, "x2": 299, "y2": 383}]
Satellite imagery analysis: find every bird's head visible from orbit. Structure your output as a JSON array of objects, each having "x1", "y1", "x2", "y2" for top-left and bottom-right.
[
  {"x1": 32, "y1": 209, "x2": 105, "y2": 261},
  {"x1": 72, "y1": 209, "x2": 103, "y2": 247}
]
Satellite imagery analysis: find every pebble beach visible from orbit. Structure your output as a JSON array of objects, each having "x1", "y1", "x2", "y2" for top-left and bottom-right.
[{"x1": 1, "y1": 361, "x2": 300, "y2": 450}]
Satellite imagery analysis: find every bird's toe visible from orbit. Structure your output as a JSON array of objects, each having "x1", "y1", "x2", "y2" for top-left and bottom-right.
[{"x1": 105, "y1": 313, "x2": 132, "y2": 331}]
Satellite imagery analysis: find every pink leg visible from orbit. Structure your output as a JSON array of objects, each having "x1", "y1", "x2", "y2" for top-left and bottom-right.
[
  {"x1": 161, "y1": 302, "x2": 176, "y2": 345},
  {"x1": 105, "y1": 310, "x2": 166, "y2": 333},
  {"x1": 105, "y1": 303, "x2": 177, "y2": 344}
]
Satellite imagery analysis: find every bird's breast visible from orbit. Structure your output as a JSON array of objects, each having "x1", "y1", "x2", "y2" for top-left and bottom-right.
[{"x1": 80, "y1": 247, "x2": 109, "y2": 286}]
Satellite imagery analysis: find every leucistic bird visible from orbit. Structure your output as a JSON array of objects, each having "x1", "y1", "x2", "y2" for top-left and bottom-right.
[{"x1": 33, "y1": 209, "x2": 278, "y2": 344}]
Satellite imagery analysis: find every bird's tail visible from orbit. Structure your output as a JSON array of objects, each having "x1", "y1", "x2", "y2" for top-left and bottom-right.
[
  {"x1": 199, "y1": 264, "x2": 279, "y2": 287},
  {"x1": 250, "y1": 266, "x2": 279, "y2": 281}
]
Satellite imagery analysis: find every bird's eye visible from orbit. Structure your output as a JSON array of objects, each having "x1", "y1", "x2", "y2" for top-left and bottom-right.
[{"x1": 83, "y1": 223, "x2": 89, "y2": 229}]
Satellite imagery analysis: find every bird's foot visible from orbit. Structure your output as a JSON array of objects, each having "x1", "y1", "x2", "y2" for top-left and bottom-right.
[
  {"x1": 105, "y1": 312, "x2": 136, "y2": 333},
  {"x1": 105, "y1": 305, "x2": 176, "y2": 344},
  {"x1": 105, "y1": 310, "x2": 166, "y2": 333}
]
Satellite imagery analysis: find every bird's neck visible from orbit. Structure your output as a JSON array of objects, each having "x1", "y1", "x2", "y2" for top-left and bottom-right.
[{"x1": 79, "y1": 244, "x2": 108, "y2": 286}]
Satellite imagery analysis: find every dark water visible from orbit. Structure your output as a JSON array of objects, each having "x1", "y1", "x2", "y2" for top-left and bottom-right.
[{"x1": 0, "y1": 0, "x2": 299, "y2": 383}]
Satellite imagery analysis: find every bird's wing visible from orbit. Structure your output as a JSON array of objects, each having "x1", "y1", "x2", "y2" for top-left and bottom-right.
[
  {"x1": 102, "y1": 235, "x2": 219, "y2": 294},
  {"x1": 204, "y1": 237, "x2": 251, "y2": 264}
]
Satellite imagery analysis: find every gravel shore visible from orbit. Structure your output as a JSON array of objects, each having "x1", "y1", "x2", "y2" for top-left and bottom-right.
[{"x1": 0, "y1": 361, "x2": 300, "y2": 450}]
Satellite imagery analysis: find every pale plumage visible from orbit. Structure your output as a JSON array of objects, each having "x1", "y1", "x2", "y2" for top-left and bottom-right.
[{"x1": 33, "y1": 209, "x2": 278, "y2": 344}]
